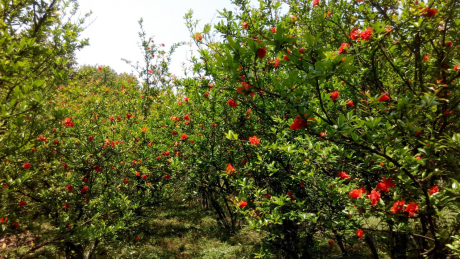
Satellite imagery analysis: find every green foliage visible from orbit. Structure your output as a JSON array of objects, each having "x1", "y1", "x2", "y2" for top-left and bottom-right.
[
  {"x1": 0, "y1": 0, "x2": 89, "y2": 160},
  {"x1": 178, "y1": 0, "x2": 460, "y2": 257},
  {"x1": 0, "y1": 0, "x2": 459, "y2": 258}
]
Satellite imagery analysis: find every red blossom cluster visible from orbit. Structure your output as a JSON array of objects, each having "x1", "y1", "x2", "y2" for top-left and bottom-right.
[
  {"x1": 249, "y1": 136, "x2": 260, "y2": 145},
  {"x1": 338, "y1": 43, "x2": 350, "y2": 54},
  {"x1": 350, "y1": 27, "x2": 373, "y2": 41},
  {"x1": 337, "y1": 171, "x2": 350, "y2": 180},
  {"x1": 228, "y1": 99, "x2": 238, "y2": 107},
  {"x1": 62, "y1": 117, "x2": 75, "y2": 128}
]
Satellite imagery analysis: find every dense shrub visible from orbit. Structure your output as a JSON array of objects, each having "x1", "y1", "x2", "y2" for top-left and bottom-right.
[
  {"x1": 0, "y1": 0, "x2": 459, "y2": 258},
  {"x1": 178, "y1": 0, "x2": 460, "y2": 257}
]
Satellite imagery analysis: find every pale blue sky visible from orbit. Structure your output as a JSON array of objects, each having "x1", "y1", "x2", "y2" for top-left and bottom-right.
[{"x1": 75, "y1": 0, "x2": 250, "y2": 77}]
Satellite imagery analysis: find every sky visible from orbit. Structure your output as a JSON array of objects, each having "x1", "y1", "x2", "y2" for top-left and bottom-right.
[{"x1": 75, "y1": 0, "x2": 249, "y2": 77}]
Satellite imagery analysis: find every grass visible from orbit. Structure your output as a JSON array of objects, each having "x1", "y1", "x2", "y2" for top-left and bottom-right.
[{"x1": 103, "y1": 198, "x2": 263, "y2": 259}]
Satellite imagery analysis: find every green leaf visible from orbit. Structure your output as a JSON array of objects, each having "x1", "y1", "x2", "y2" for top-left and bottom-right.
[{"x1": 304, "y1": 32, "x2": 314, "y2": 46}]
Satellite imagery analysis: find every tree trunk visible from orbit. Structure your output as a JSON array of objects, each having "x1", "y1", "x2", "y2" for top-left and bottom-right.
[
  {"x1": 65, "y1": 242, "x2": 84, "y2": 259},
  {"x1": 332, "y1": 229, "x2": 348, "y2": 257},
  {"x1": 364, "y1": 235, "x2": 379, "y2": 259},
  {"x1": 84, "y1": 239, "x2": 99, "y2": 259}
]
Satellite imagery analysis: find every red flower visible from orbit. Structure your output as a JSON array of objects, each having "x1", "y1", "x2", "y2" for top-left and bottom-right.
[
  {"x1": 126, "y1": 113, "x2": 131, "y2": 118},
  {"x1": 93, "y1": 165, "x2": 102, "y2": 172},
  {"x1": 326, "y1": 11, "x2": 332, "y2": 18},
  {"x1": 117, "y1": 116, "x2": 121, "y2": 121},
  {"x1": 98, "y1": 66, "x2": 102, "y2": 71},
  {"x1": 369, "y1": 189, "x2": 380, "y2": 206},
  {"x1": 338, "y1": 43, "x2": 350, "y2": 54},
  {"x1": 349, "y1": 28, "x2": 359, "y2": 40},
  {"x1": 405, "y1": 202, "x2": 419, "y2": 217},
  {"x1": 312, "y1": 0, "x2": 319, "y2": 6},
  {"x1": 349, "y1": 189, "x2": 363, "y2": 199},
  {"x1": 23, "y1": 163, "x2": 31, "y2": 169},
  {"x1": 455, "y1": 65, "x2": 460, "y2": 72},
  {"x1": 109, "y1": 116, "x2": 114, "y2": 121},
  {"x1": 257, "y1": 47, "x2": 267, "y2": 59},
  {"x1": 164, "y1": 174, "x2": 171, "y2": 179},
  {"x1": 66, "y1": 185, "x2": 73, "y2": 193},
  {"x1": 19, "y1": 201, "x2": 26, "y2": 207},
  {"x1": 184, "y1": 97, "x2": 189, "y2": 102},
  {"x1": 270, "y1": 27, "x2": 277, "y2": 33},
  {"x1": 423, "y1": 8, "x2": 438, "y2": 17},
  {"x1": 378, "y1": 94, "x2": 390, "y2": 102},
  {"x1": 204, "y1": 92, "x2": 209, "y2": 98},
  {"x1": 329, "y1": 240, "x2": 334, "y2": 246},
  {"x1": 356, "y1": 229, "x2": 364, "y2": 239},
  {"x1": 81, "y1": 186, "x2": 88, "y2": 194},
  {"x1": 136, "y1": 172, "x2": 141, "y2": 177},
  {"x1": 89, "y1": 136, "x2": 94, "y2": 141},
  {"x1": 136, "y1": 237, "x2": 140, "y2": 241},
  {"x1": 359, "y1": 27, "x2": 373, "y2": 41},
  {"x1": 337, "y1": 171, "x2": 350, "y2": 180},
  {"x1": 242, "y1": 22, "x2": 248, "y2": 29},
  {"x1": 382, "y1": 176, "x2": 395, "y2": 188},
  {"x1": 376, "y1": 182, "x2": 388, "y2": 192},
  {"x1": 376, "y1": 176, "x2": 395, "y2": 192},
  {"x1": 195, "y1": 33, "x2": 203, "y2": 41},
  {"x1": 290, "y1": 118, "x2": 308, "y2": 130},
  {"x1": 142, "y1": 175, "x2": 147, "y2": 180},
  {"x1": 54, "y1": 140, "x2": 59, "y2": 145},
  {"x1": 249, "y1": 136, "x2": 260, "y2": 145},
  {"x1": 345, "y1": 100, "x2": 354, "y2": 107},
  {"x1": 13, "y1": 222, "x2": 19, "y2": 228},
  {"x1": 445, "y1": 41, "x2": 452, "y2": 48},
  {"x1": 62, "y1": 118, "x2": 74, "y2": 128},
  {"x1": 391, "y1": 200, "x2": 405, "y2": 214},
  {"x1": 63, "y1": 203, "x2": 69, "y2": 209},
  {"x1": 266, "y1": 193, "x2": 271, "y2": 199},
  {"x1": 239, "y1": 200, "x2": 248, "y2": 208},
  {"x1": 330, "y1": 91, "x2": 339, "y2": 102},
  {"x1": 184, "y1": 115, "x2": 190, "y2": 121},
  {"x1": 0, "y1": 217, "x2": 7, "y2": 224},
  {"x1": 424, "y1": 56, "x2": 429, "y2": 62},
  {"x1": 283, "y1": 55, "x2": 289, "y2": 61},
  {"x1": 226, "y1": 163, "x2": 236, "y2": 173},
  {"x1": 228, "y1": 99, "x2": 237, "y2": 107},
  {"x1": 180, "y1": 134, "x2": 189, "y2": 140},
  {"x1": 429, "y1": 186, "x2": 439, "y2": 195}
]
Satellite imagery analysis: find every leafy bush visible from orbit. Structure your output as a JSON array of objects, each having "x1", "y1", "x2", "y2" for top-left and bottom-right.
[
  {"x1": 178, "y1": 0, "x2": 460, "y2": 257},
  {"x1": 1, "y1": 0, "x2": 459, "y2": 258}
]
